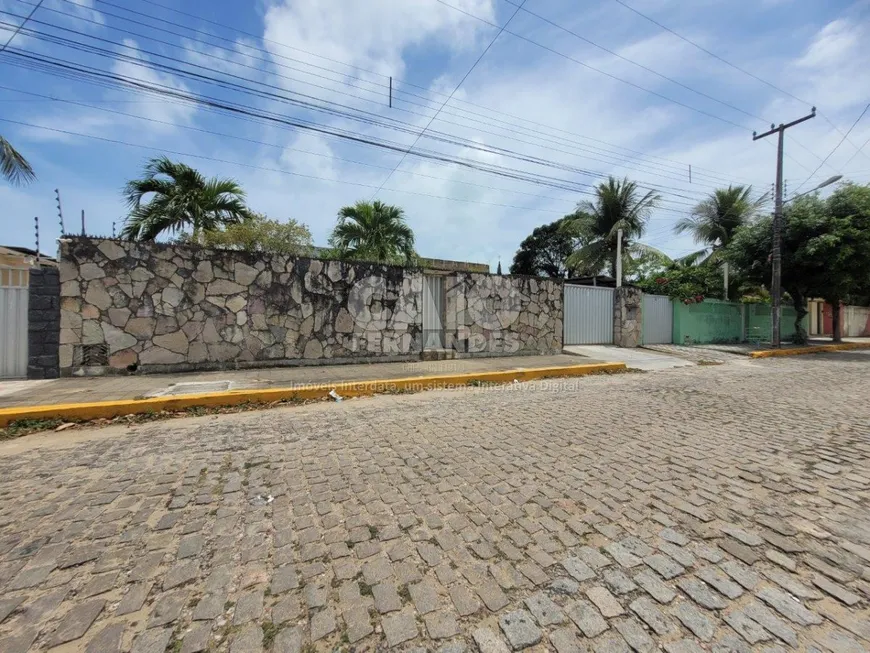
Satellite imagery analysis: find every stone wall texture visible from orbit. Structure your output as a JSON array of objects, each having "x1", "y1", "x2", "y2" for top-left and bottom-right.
[
  {"x1": 58, "y1": 238, "x2": 563, "y2": 374},
  {"x1": 613, "y1": 286, "x2": 643, "y2": 348},
  {"x1": 444, "y1": 273, "x2": 563, "y2": 355},
  {"x1": 27, "y1": 266, "x2": 60, "y2": 379}
]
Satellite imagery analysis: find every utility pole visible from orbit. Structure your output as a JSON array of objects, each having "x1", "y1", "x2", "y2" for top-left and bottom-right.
[
  {"x1": 752, "y1": 108, "x2": 815, "y2": 347},
  {"x1": 615, "y1": 228, "x2": 623, "y2": 288}
]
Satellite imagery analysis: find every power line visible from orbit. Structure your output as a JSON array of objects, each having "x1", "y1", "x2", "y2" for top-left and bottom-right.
[
  {"x1": 27, "y1": 0, "x2": 756, "y2": 185},
  {"x1": 0, "y1": 8, "x2": 741, "y2": 191},
  {"x1": 609, "y1": 0, "x2": 870, "y2": 168},
  {"x1": 794, "y1": 102, "x2": 870, "y2": 193},
  {"x1": 370, "y1": 0, "x2": 528, "y2": 199},
  {"x1": 0, "y1": 0, "x2": 42, "y2": 51},
  {"x1": 499, "y1": 0, "x2": 768, "y2": 124},
  {"x1": 0, "y1": 24, "x2": 731, "y2": 204},
  {"x1": 433, "y1": 0, "x2": 752, "y2": 131}
]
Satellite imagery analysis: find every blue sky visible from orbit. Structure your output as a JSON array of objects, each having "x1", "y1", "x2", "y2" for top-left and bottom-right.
[{"x1": 2, "y1": 0, "x2": 870, "y2": 270}]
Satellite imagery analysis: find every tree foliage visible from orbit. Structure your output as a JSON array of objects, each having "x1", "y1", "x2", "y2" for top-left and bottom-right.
[
  {"x1": 1, "y1": 134, "x2": 36, "y2": 186},
  {"x1": 726, "y1": 182, "x2": 870, "y2": 342},
  {"x1": 561, "y1": 176, "x2": 665, "y2": 276},
  {"x1": 329, "y1": 200, "x2": 416, "y2": 265},
  {"x1": 675, "y1": 185, "x2": 767, "y2": 262},
  {"x1": 122, "y1": 157, "x2": 253, "y2": 240},
  {"x1": 509, "y1": 217, "x2": 577, "y2": 277},
  {"x1": 635, "y1": 263, "x2": 726, "y2": 302},
  {"x1": 190, "y1": 213, "x2": 313, "y2": 255}
]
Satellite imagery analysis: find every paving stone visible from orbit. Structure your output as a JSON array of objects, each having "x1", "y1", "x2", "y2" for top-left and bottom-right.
[
  {"x1": 410, "y1": 578, "x2": 440, "y2": 614},
  {"x1": 633, "y1": 569, "x2": 677, "y2": 604},
  {"x1": 577, "y1": 546, "x2": 612, "y2": 569},
  {"x1": 149, "y1": 590, "x2": 188, "y2": 627},
  {"x1": 765, "y1": 550, "x2": 797, "y2": 571},
  {"x1": 677, "y1": 577, "x2": 727, "y2": 610},
  {"x1": 85, "y1": 623, "x2": 125, "y2": 653},
  {"x1": 720, "y1": 525, "x2": 764, "y2": 546},
  {"x1": 586, "y1": 585, "x2": 624, "y2": 617},
  {"x1": 192, "y1": 592, "x2": 224, "y2": 621},
  {"x1": 711, "y1": 634, "x2": 751, "y2": 653},
  {"x1": 718, "y1": 539, "x2": 759, "y2": 565},
  {"x1": 304, "y1": 583, "x2": 328, "y2": 609},
  {"x1": 719, "y1": 560, "x2": 759, "y2": 590},
  {"x1": 233, "y1": 589, "x2": 264, "y2": 624},
  {"x1": 383, "y1": 609, "x2": 419, "y2": 647},
  {"x1": 373, "y1": 581, "x2": 402, "y2": 613},
  {"x1": 629, "y1": 597, "x2": 675, "y2": 636},
  {"x1": 345, "y1": 605, "x2": 374, "y2": 643},
  {"x1": 0, "y1": 596, "x2": 24, "y2": 625},
  {"x1": 477, "y1": 578, "x2": 509, "y2": 611},
  {"x1": 742, "y1": 600, "x2": 798, "y2": 648},
  {"x1": 180, "y1": 622, "x2": 212, "y2": 653},
  {"x1": 549, "y1": 626, "x2": 588, "y2": 653},
  {"x1": 603, "y1": 568, "x2": 638, "y2": 595},
  {"x1": 563, "y1": 556, "x2": 596, "y2": 581},
  {"x1": 812, "y1": 629, "x2": 867, "y2": 653},
  {"x1": 759, "y1": 531, "x2": 804, "y2": 553},
  {"x1": 659, "y1": 528, "x2": 690, "y2": 546},
  {"x1": 605, "y1": 541, "x2": 643, "y2": 568},
  {"x1": 499, "y1": 609, "x2": 542, "y2": 650},
  {"x1": 272, "y1": 627, "x2": 303, "y2": 653},
  {"x1": 663, "y1": 639, "x2": 706, "y2": 653},
  {"x1": 613, "y1": 616, "x2": 656, "y2": 653},
  {"x1": 163, "y1": 560, "x2": 199, "y2": 590},
  {"x1": 724, "y1": 609, "x2": 772, "y2": 645},
  {"x1": 50, "y1": 598, "x2": 105, "y2": 646},
  {"x1": 592, "y1": 631, "x2": 631, "y2": 653},
  {"x1": 473, "y1": 627, "x2": 511, "y2": 653},
  {"x1": 8, "y1": 564, "x2": 55, "y2": 589},
  {"x1": 549, "y1": 577, "x2": 580, "y2": 595},
  {"x1": 362, "y1": 555, "x2": 394, "y2": 585},
  {"x1": 517, "y1": 561, "x2": 549, "y2": 586},
  {"x1": 812, "y1": 574, "x2": 861, "y2": 605},
  {"x1": 671, "y1": 601, "x2": 714, "y2": 641},
  {"x1": 756, "y1": 587, "x2": 822, "y2": 626},
  {"x1": 425, "y1": 610, "x2": 460, "y2": 639},
  {"x1": 659, "y1": 541, "x2": 695, "y2": 567},
  {"x1": 272, "y1": 595, "x2": 302, "y2": 624},
  {"x1": 310, "y1": 606, "x2": 336, "y2": 641},
  {"x1": 131, "y1": 627, "x2": 172, "y2": 653},
  {"x1": 761, "y1": 568, "x2": 822, "y2": 599},
  {"x1": 566, "y1": 599, "x2": 609, "y2": 638},
  {"x1": 524, "y1": 591, "x2": 566, "y2": 626},
  {"x1": 696, "y1": 566, "x2": 743, "y2": 599},
  {"x1": 177, "y1": 534, "x2": 204, "y2": 559},
  {"x1": 643, "y1": 554, "x2": 684, "y2": 580},
  {"x1": 230, "y1": 623, "x2": 263, "y2": 653}
]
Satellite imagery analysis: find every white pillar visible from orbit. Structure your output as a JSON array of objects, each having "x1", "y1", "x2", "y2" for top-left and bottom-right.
[{"x1": 616, "y1": 229, "x2": 623, "y2": 288}]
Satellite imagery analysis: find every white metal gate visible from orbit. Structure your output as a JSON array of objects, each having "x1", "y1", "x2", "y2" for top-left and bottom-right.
[
  {"x1": 422, "y1": 275, "x2": 445, "y2": 349},
  {"x1": 642, "y1": 294, "x2": 673, "y2": 344},
  {"x1": 563, "y1": 285, "x2": 614, "y2": 345},
  {"x1": 1, "y1": 266, "x2": 30, "y2": 378}
]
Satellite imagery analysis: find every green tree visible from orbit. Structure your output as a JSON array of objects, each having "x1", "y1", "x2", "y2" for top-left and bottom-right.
[
  {"x1": 726, "y1": 184, "x2": 870, "y2": 343},
  {"x1": 561, "y1": 176, "x2": 664, "y2": 277},
  {"x1": 196, "y1": 213, "x2": 313, "y2": 255},
  {"x1": 121, "y1": 157, "x2": 253, "y2": 240},
  {"x1": 1, "y1": 134, "x2": 36, "y2": 185},
  {"x1": 675, "y1": 185, "x2": 767, "y2": 262},
  {"x1": 329, "y1": 200, "x2": 415, "y2": 264},
  {"x1": 509, "y1": 217, "x2": 577, "y2": 277}
]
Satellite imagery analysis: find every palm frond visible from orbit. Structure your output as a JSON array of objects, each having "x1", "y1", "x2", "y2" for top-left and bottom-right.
[{"x1": 0, "y1": 135, "x2": 36, "y2": 186}]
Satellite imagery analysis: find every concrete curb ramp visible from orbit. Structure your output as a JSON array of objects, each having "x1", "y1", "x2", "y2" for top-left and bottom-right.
[
  {"x1": 750, "y1": 342, "x2": 870, "y2": 358},
  {"x1": 0, "y1": 362, "x2": 625, "y2": 427}
]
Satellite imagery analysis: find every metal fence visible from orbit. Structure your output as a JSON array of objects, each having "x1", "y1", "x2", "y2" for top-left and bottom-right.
[
  {"x1": 0, "y1": 266, "x2": 30, "y2": 378},
  {"x1": 563, "y1": 285, "x2": 614, "y2": 345},
  {"x1": 642, "y1": 294, "x2": 673, "y2": 344}
]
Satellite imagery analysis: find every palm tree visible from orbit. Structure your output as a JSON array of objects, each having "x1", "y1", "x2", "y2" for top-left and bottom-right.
[
  {"x1": 675, "y1": 185, "x2": 767, "y2": 263},
  {"x1": 1, "y1": 135, "x2": 36, "y2": 185},
  {"x1": 121, "y1": 157, "x2": 253, "y2": 240},
  {"x1": 561, "y1": 176, "x2": 663, "y2": 277},
  {"x1": 329, "y1": 200, "x2": 416, "y2": 264}
]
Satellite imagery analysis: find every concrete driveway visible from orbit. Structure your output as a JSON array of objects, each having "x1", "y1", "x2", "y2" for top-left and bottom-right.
[
  {"x1": 0, "y1": 353, "x2": 868, "y2": 652},
  {"x1": 563, "y1": 345, "x2": 696, "y2": 371}
]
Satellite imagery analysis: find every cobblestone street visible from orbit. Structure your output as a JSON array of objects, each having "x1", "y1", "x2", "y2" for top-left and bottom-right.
[{"x1": 1, "y1": 352, "x2": 869, "y2": 653}]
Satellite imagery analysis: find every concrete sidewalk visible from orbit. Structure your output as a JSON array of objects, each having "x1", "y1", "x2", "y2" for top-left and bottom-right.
[
  {"x1": 0, "y1": 354, "x2": 607, "y2": 408},
  {"x1": 563, "y1": 344, "x2": 696, "y2": 370}
]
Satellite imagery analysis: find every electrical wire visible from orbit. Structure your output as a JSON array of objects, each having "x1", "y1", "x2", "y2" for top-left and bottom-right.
[{"x1": 794, "y1": 102, "x2": 870, "y2": 193}]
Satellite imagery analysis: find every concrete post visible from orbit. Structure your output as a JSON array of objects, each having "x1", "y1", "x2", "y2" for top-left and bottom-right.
[{"x1": 614, "y1": 286, "x2": 643, "y2": 348}]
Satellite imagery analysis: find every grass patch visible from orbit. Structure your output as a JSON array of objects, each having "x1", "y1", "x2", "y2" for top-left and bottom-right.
[
  {"x1": 697, "y1": 360, "x2": 724, "y2": 366},
  {"x1": 261, "y1": 622, "x2": 279, "y2": 648},
  {"x1": 358, "y1": 580, "x2": 373, "y2": 596},
  {"x1": 1, "y1": 418, "x2": 65, "y2": 439}
]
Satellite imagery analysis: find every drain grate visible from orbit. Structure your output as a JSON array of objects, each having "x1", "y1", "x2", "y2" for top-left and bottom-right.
[{"x1": 74, "y1": 343, "x2": 109, "y2": 367}]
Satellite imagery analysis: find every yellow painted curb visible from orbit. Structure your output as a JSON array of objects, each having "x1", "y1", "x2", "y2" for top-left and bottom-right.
[
  {"x1": 750, "y1": 342, "x2": 870, "y2": 358},
  {"x1": 0, "y1": 362, "x2": 626, "y2": 428}
]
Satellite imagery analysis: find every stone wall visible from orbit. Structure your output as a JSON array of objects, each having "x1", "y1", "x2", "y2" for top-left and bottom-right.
[
  {"x1": 613, "y1": 286, "x2": 642, "y2": 348},
  {"x1": 27, "y1": 266, "x2": 60, "y2": 379},
  {"x1": 59, "y1": 238, "x2": 423, "y2": 375},
  {"x1": 444, "y1": 273, "x2": 562, "y2": 355}
]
